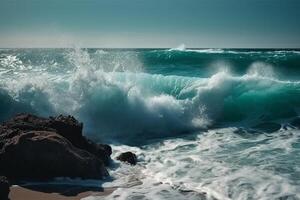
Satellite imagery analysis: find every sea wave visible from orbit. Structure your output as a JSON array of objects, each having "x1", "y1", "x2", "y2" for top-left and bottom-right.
[
  {"x1": 166, "y1": 44, "x2": 300, "y2": 55},
  {"x1": 1, "y1": 48, "x2": 300, "y2": 143}
]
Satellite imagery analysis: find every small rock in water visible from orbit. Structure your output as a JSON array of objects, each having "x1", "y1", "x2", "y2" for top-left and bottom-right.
[
  {"x1": 116, "y1": 152, "x2": 137, "y2": 165},
  {"x1": 0, "y1": 176, "x2": 10, "y2": 200}
]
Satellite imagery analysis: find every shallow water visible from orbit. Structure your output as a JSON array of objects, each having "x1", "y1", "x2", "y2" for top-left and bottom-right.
[{"x1": 95, "y1": 127, "x2": 300, "y2": 200}]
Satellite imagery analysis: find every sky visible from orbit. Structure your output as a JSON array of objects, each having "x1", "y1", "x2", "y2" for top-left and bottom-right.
[{"x1": 0, "y1": 0, "x2": 299, "y2": 48}]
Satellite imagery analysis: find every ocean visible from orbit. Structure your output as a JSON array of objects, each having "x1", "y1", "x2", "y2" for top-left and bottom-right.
[{"x1": 1, "y1": 47, "x2": 300, "y2": 199}]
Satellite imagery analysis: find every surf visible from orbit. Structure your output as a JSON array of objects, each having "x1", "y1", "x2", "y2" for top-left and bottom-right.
[{"x1": 1, "y1": 48, "x2": 300, "y2": 144}]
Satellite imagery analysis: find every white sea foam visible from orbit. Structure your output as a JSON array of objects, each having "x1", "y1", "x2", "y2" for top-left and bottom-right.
[{"x1": 94, "y1": 128, "x2": 300, "y2": 200}]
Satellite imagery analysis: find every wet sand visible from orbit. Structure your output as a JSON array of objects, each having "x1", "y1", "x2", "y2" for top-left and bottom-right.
[{"x1": 9, "y1": 185, "x2": 115, "y2": 200}]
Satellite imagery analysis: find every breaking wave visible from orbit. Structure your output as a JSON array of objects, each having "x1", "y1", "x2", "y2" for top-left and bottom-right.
[{"x1": 0, "y1": 48, "x2": 300, "y2": 143}]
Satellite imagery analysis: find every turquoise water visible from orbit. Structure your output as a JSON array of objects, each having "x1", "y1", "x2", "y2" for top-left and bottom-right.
[{"x1": 1, "y1": 48, "x2": 300, "y2": 199}]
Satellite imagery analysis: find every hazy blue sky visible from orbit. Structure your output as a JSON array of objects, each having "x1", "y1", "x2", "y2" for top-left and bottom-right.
[{"x1": 0, "y1": 0, "x2": 299, "y2": 48}]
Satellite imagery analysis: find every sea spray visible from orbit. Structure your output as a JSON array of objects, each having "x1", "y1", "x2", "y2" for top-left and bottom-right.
[{"x1": 1, "y1": 48, "x2": 300, "y2": 142}]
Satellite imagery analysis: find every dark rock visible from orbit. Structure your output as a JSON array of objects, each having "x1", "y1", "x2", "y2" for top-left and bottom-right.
[
  {"x1": 0, "y1": 131, "x2": 108, "y2": 180},
  {"x1": 48, "y1": 115, "x2": 112, "y2": 165},
  {"x1": 80, "y1": 140, "x2": 112, "y2": 165},
  {"x1": 47, "y1": 115, "x2": 83, "y2": 144},
  {"x1": 1, "y1": 113, "x2": 111, "y2": 165},
  {"x1": 0, "y1": 113, "x2": 112, "y2": 181},
  {"x1": 0, "y1": 176, "x2": 10, "y2": 200},
  {"x1": 2, "y1": 114, "x2": 51, "y2": 132},
  {"x1": 116, "y1": 152, "x2": 137, "y2": 165}
]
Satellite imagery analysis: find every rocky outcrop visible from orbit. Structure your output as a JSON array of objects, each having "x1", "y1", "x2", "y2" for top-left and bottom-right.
[
  {"x1": 0, "y1": 131, "x2": 108, "y2": 180},
  {"x1": 0, "y1": 176, "x2": 9, "y2": 200},
  {"x1": 48, "y1": 115, "x2": 112, "y2": 165},
  {"x1": 116, "y1": 152, "x2": 137, "y2": 165},
  {"x1": 0, "y1": 114, "x2": 111, "y2": 181},
  {"x1": 1, "y1": 114, "x2": 111, "y2": 165}
]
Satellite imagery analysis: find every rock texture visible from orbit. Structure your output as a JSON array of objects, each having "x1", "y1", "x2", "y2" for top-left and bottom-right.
[
  {"x1": 116, "y1": 152, "x2": 137, "y2": 165},
  {"x1": 0, "y1": 176, "x2": 9, "y2": 200},
  {"x1": 0, "y1": 114, "x2": 111, "y2": 181}
]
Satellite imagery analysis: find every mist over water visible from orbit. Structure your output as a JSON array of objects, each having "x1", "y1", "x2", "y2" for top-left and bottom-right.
[{"x1": 1, "y1": 48, "x2": 300, "y2": 199}]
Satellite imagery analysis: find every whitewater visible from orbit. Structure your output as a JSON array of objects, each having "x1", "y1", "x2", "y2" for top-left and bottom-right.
[{"x1": 1, "y1": 47, "x2": 300, "y2": 199}]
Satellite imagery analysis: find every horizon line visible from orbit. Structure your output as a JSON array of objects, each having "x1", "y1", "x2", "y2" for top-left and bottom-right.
[{"x1": 0, "y1": 47, "x2": 300, "y2": 50}]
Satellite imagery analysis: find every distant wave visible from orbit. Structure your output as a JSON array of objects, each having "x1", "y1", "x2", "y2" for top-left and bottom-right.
[
  {"x1": 168, "y1": 44, "x2": 186, "y2": 51},
  {"x1": 167, "y1": 45, "x2": 300, "y2": 55}
]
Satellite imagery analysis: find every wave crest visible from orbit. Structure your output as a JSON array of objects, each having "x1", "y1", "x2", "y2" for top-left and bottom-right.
[{"x1": 1, "y1": 48, "x2": 300, "y2": 143}]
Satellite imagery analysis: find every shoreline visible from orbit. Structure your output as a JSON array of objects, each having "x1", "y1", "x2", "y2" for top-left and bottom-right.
[{"x1": 9, "y1": 185, "x2": 115, "y2": 200}]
